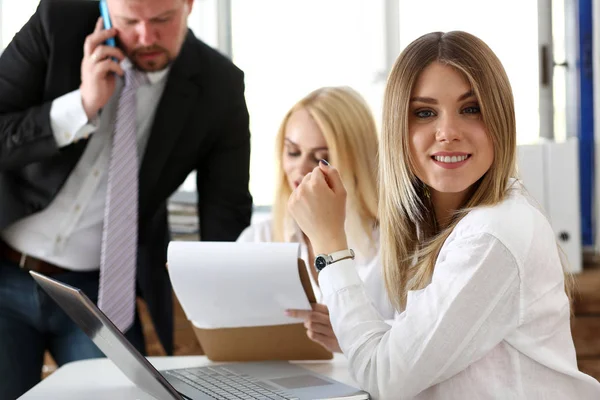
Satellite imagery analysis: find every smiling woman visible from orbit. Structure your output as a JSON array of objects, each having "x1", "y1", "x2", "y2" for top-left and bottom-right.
[
  {"x1": 286, "y1": 31, "x2": 600, "y2": 399},
  {"x1": 408, "y1": 62, "x2": 494, "y2": 227}
]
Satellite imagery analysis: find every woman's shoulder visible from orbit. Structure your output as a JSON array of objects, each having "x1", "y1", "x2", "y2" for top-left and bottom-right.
[
  {"x1": 236, "y1": 218, "x2": 275, "y2": 242},
  {"x1": 454, "y1": 181, "x2": 555, "y2": 262},
  {"x1": 465, "y1": 183, "x2": 539, "y2": 221}
]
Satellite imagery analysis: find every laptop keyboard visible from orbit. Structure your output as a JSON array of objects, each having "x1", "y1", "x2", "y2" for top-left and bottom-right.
[{"x1": 166, "y1": 366, "x2": 295, "y2": 400}]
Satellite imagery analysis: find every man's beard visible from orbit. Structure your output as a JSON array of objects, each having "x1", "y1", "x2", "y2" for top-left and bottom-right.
[{"x1": 130, "y1": 45, "x2": 171, "y2": 72}]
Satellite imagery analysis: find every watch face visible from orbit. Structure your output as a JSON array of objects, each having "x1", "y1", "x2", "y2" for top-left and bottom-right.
[{"x1": 315, "y1": 256, "x2": 328, "y2": 271}]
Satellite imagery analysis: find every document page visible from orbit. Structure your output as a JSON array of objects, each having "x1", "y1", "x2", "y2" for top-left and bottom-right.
[{"x1": 167, "y1": 241, "x2": 312, "y2": 329}]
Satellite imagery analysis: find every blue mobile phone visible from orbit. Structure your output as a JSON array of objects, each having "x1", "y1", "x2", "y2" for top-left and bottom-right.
[{"x1": 99, "y1": 0, "x2": 116, "y2": 47}]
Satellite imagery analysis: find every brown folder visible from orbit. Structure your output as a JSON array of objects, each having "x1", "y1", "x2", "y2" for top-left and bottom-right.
[{"x1": 191, "y1": 259, "x2": 333, "y2": 361}]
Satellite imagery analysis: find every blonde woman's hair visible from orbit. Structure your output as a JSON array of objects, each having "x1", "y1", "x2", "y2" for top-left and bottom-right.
[
  {"x1": 380, "y1": 31, "x2": 519, "y2": 310},
  {"x1": 272, "y1": 86, "x2": 379, "y2": 256}
]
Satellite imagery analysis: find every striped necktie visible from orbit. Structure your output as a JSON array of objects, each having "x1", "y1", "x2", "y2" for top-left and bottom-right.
[{"x1": 98, "y1": 69, "x2": 147, "y2": 332}]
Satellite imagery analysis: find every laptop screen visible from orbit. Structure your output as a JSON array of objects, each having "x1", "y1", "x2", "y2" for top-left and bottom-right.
[{"x1": 29, "y1": 271, "x2": 183, "y2": 400}]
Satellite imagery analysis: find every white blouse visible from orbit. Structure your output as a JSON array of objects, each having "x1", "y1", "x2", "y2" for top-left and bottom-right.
[
  {"x1": 237, "y1": 218, "x2": 396, "y2": 320},
  {"x1": 319, "y1": 183, "x2": 600, "y2": 399}
]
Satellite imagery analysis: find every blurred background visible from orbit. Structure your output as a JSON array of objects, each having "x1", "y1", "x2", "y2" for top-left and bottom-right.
[{"x1": 0, "y1": 0, "x2": 563, "y2": 206}]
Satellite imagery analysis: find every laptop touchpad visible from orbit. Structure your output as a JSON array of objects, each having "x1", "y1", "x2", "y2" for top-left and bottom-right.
[{"x1": 266, "y1": 375, "x2": 333, "y2": 390}]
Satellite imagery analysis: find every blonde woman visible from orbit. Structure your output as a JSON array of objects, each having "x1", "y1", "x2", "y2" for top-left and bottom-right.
[
  {"x1": 289, "y1": 32, "x2": 600, "y2": 399},
  {"x1": 238, "y1": 86, "x2": 395, "y2": 353}
]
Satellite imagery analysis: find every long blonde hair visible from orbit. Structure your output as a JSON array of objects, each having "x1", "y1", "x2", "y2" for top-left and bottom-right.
[
  {"x1": 272, "y1": 86, "x2": 379, "y2": 256},
  {"x1": 380, "y1": 31, "x2": 517, "y2": 310}
]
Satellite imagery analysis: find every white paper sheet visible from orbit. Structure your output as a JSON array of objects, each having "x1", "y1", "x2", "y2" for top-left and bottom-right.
[{"x1": 167, "y1": 241, "x2": 312, "y2": 329}]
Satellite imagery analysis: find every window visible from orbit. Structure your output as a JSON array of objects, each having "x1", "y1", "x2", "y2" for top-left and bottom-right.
[
  {"x1": 0, "y1": 0, "x2": 39, "y2": 49},
  {"x1": 230, "y1": 0, "x2": 387, "y2": 206},
  {"x1": 188, "y1": 0, "x2": 219, "y2": 49},
  {"x1": 398, "y1": 0, "x2": 540, "y2": 145}
]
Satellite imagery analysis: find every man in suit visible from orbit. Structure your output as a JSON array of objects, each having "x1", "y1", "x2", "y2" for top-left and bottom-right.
[{"x1": 0, "y1": 0, "x2": 252, "y2": 397}]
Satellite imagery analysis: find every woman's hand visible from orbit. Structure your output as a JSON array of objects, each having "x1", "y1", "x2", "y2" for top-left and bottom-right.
[
  {"x1": 286, "y1": 304, "x2": 342, "y2": 353},
  {"x1": 288, "y1": 161, "x2": 348, "y2": 255}
]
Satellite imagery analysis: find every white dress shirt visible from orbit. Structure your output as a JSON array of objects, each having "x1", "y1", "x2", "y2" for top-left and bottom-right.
[
  {"x1": 319, "y1": 182, "x2": 600, "y2": 399},
  {"x1": 237, "y1": 217, "x2": 396, "y2": 320},
  {"x1": 1, "y1": 60, "x2": 169, "y2": 270}
]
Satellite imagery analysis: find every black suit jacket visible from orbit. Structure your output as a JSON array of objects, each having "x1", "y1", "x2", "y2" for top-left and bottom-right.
[{"x1": 0, "y1": 0, "x2": 253, "y2": 353}]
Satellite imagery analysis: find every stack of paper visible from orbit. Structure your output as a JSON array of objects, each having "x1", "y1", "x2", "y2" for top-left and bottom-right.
[{"x1": 167, "y1": 242, "x2": 312, "y2": 329}]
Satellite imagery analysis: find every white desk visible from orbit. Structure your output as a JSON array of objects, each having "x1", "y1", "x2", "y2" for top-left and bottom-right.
[{"x1": 21, "y1": 355, "x2": 356, "y2": 399}]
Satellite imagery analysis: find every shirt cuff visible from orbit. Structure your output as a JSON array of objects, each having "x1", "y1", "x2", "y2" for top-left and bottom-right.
[
  {"x1": 50, "y1": 89, "x2": 98, "y2": 147},
  {"x1": 318, "y1": 258, "x2": 363, "y2": 297}
]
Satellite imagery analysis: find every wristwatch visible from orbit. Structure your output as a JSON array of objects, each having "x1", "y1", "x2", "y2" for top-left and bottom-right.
[{"x1": 314, "y1": 249, "x2": 355, "y2": 272}]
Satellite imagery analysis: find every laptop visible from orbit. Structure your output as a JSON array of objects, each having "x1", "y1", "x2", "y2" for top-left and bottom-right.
[{"x1": 30, "y1": 271, "x2": 369, "y2": 400}]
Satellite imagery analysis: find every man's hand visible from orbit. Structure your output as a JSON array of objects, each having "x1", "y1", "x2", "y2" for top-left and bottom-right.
[
  {"x1": 80, "y1": 17, "x2": 126, "y2": 120},
  {"x1": 286, "y1": 303, "x2": 342, "y2": 353}
]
